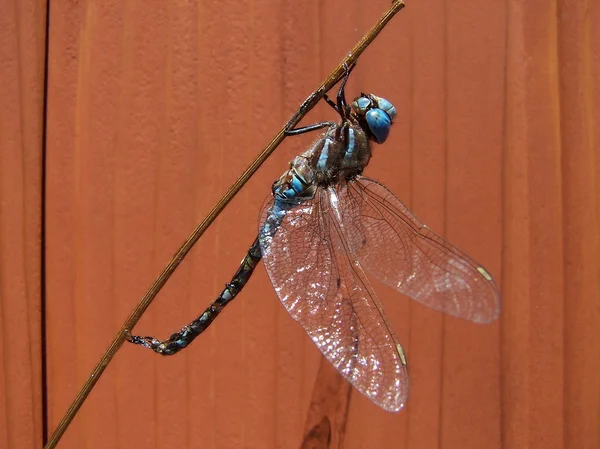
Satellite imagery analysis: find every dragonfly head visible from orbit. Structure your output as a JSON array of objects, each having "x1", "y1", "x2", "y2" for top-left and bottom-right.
[{"x1": 351, "y1": 94, "x2": 397, "y2": 144}]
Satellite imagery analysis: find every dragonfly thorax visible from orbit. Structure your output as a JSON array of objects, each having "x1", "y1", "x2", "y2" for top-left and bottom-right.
[
  {"x1": 273, "y1": 120, "x2": 372, "y2": 202},
  {"x1": 272, "y1": 92, "x2": 396, "y2": 203}
]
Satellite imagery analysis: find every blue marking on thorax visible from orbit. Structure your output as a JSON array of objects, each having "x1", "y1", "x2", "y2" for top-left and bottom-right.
[
  {"x1": 273, "y1": 168, "x2": 309, "y2": 202},
  {"x1": 278, "y1": 188, "x2": 295, "y2": 200},
  {"x1": 344, "y1": 128, "x2": 357, "y2": 162},
  {"x1": 290, "y1": 173, "x2": 305, "y2": 194},
  {"x1": 317, "y1": 139, "x2": 331, "y2": 171}
]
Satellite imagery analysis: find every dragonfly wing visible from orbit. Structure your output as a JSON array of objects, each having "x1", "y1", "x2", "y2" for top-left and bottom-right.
[
  {"x1": 337, "y1": 177, "x2": 500, "y2": 323},
  {"x1": 259, "y1": 191, "x2": 409, "y2": 412}
]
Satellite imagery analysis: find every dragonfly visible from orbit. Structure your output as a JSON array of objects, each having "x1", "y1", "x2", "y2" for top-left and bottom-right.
[{"x1": 127, "y1": 64, "x2": 500, "y2": 412}]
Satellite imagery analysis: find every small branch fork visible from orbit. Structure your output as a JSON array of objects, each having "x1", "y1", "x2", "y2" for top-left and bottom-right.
[{"x1": 44, "y1": 2, "x2": 406, "y2": 448}]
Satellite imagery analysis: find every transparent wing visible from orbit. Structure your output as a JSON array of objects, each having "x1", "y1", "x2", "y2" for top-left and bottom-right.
[
  {"x1": 259, "y1": 190, "x2": 409, "y2": 412},
  {"x1": 338, "y1": 177, "x2": 500, "y2": 323}
]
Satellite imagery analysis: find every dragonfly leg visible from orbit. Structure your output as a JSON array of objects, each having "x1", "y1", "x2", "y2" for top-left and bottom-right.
[
  {"x1": 285, "y1": 121, "x2": 336, "y2": 136},
  {"x1": 285, "y1": 63, "x2": 356, "y2": 136},
  {"x1": 337, "y1": 62, "x2": 356, "y2": 118},
  {"x1": 323, "y1": 94, "x2": 339, "y2": 112},
  {"x1": 126, "y1": 237, "x2": 263, "y2": 355}
]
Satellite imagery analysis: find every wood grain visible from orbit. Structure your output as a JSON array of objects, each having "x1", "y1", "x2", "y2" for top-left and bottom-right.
[
  {"x1": 1, "y1": 0, "x2": 599, "y2": 448},
  {"x1": 0, "y1": 0, "x2": 46, "y2": 448}
]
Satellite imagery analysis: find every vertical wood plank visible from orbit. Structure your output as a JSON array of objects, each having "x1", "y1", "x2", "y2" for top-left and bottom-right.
[
  {"x1": 442, "y1": 1, "x2": 505, "y2": 447},
  {"x1": 405, "y1": 1, "x2": 447, "y2": 448},
  {"x1": 558, "y1": 1, "x2": 600, "y2": 448},
  {"x1": 503, "y1": 1, "x2": 567, "y2": 448},
  {"x1": 0, "y1": 0, "x2": 46, "y2": 448}
]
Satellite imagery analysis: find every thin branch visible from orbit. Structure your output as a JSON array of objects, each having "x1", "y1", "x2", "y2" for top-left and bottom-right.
[{"x1": 43, "y1": 2, "x2": 406, "y2": 447}]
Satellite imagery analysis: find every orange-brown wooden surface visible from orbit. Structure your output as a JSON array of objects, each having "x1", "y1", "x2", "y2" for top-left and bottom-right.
[
  {"x1": 1, "y1": 1, "x2": 599, "y2": 448},
  {"x1": 0, "y1": 0, "x2": 46, "y2": 448}
]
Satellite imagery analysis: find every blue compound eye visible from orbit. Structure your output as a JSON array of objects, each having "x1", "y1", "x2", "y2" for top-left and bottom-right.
[
  {"x1": 365, "y1": 108, "x2": 391, "y2": 143},
  {"x1": 371, "y1": 95, "x2": 397, "y2": 120},
  {"x1": 352, "y1": 96, "x2": 372, "y2": 114}
]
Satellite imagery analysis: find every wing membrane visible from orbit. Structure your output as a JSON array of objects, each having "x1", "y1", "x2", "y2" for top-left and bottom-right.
[
  {"x1": 259, "y1": 190, "x2": 409, "y2": 411},
  {"x1": 338, "y1": 177, "x2": 500, "y2": 323}
]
